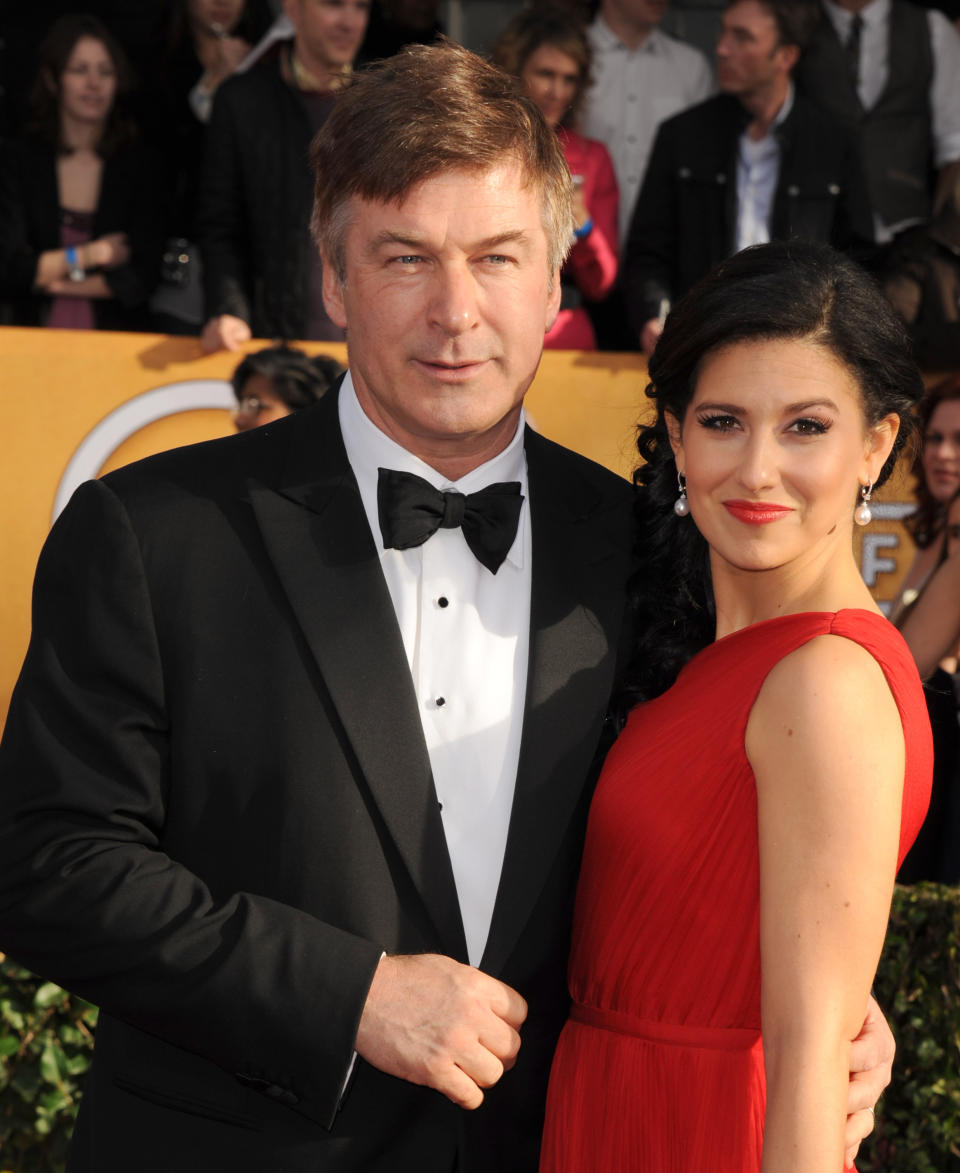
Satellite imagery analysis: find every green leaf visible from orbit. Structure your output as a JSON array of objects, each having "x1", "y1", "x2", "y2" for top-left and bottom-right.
[
  {"x1": 39, "y1": 1043, "x2": 64, "y2": 1086},
  {"x1": 33, "y1": 983, "x2": 66, "y2": 1010}
]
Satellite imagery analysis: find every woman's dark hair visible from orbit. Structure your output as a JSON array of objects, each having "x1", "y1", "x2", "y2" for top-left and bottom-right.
[
  {"x1": 489, "y1": 9, "x2": 593, "y2": 127},
  {"x1": 28, "y1": 14, "x2": 136, "y2": 156},
  {"x1": 231, "y1": 345, "x2": 345, "y2": 410},
  {"x1": 905, "y1": 374, "x2": 960, "y2": 548},
  {"x1": 616, "y1": 241, "x2": 924, "y2": 718}
]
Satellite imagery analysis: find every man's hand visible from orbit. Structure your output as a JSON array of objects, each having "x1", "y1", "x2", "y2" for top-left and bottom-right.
[
  {"x1": 844, "y1": 995, "x2": 894, "y2": 1166},
  {"x1": 355, "y1": 953, "x2": 527, "y2": 1109},
  {"x1": 201, "y1": 313, "x2": 252, "y2": 354},
  {"x1": 640, "y1": 317, "x2": 663, "y2": 357}
]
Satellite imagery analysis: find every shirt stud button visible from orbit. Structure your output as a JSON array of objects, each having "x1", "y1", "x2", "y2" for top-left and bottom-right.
[
  {"x1": 438, "y1": 596, "x2": 449, "y2": 608},
  {"x1": 436, "y1": 697, "x2": 446, "y2": 708}
]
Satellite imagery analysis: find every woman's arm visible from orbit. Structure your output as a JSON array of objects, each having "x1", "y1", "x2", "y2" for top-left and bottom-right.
[
  {"x1": 747, "y1": 634, "x2": 905, "y2": 1173},
  {"x1": 34, "y1": 234, "x2": 130, "y2": 293},
  {"x1": 566, "y1": 141, "x2": 619, "y2": 302},
  {"x1": 898, "y1": 549, "x2": 960, "y2": 678},
  {"x1": 44, "y1": 273, "x2": 114, "y2": 298}
]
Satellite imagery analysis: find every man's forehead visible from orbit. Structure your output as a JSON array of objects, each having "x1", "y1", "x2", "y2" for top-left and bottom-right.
[{"x1": 343, "y1": 162, "x2": 547, "y2": 235}]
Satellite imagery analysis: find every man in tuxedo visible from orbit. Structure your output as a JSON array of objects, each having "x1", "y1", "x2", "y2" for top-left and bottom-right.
[{"x1": 0, "y1": 42, "x2": 891, "y2": 1173}]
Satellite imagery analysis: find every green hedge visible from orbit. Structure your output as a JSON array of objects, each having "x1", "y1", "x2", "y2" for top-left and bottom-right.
[
  {"x1": 858, "y1": 883, "x2": 960, "y2": 1173},
  {"x1": 0, "y1": 959, "x2": 96, "y2": 1173},
  {"x1": 1, "y1": 885, "x2": 958, "y2": 1172}
]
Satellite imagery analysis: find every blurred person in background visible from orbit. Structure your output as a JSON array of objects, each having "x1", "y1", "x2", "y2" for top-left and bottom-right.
[
  {"x1": 623, "y1": 0, "x2": 873, "y2": 357},
  {"x1": 198, "y1": 0, "x2": 370, "y2": 353},
  {"x1": 578, "y1": 0, "x2": 713, "y2": 348},
  {"x1": 880, "y1": 162, "x2": 960, "y2": 370},
  {"x1": 890, "y1": 376, "x2": 960, "y2": 629},
  {"x1": 231, "y1": 344, "x2": 345, "y2": 430},
  {"x1": 145, "y1": 0, "x2": 273, "y2": 334},
  {"x1": 0, "y1": 13, "x2": 163, "y2": 331},
  {"x1": 892, "y1": 376, "x2": 960, "y2": 884},
  {"x1": 491, "y1": 10, "x2": 619, "y2": 349},
  {"x1": 796, "y1": 0, "x2": 960, "y2": 248}
]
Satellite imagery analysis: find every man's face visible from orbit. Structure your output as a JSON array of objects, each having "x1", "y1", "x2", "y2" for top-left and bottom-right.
[
  {"x1": 285, "y1": 0, "x2": 369, "y2": 74},
  {"x1": 716, "y1": 0, "x2": 795, "y2": 97},
  {"x1": 322, "y1": 163, "x2": 562, "y2": 476}
]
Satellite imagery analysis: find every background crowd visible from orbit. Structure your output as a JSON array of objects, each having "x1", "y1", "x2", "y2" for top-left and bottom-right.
[{"x1": 2, "y1": 0, "x2": 960, "y2": 365}]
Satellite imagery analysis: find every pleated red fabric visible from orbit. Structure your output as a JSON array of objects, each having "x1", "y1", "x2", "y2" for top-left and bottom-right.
[{"x1": 540, "y1": 610, "x2": 932, "y2": 1172}]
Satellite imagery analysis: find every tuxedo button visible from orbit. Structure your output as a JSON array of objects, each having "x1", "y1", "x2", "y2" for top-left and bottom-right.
[
  {"x1": 438, "y1": 596, "x2": 449, "y2": 608},
  {"x1": 435, "y1": 697, "x2": 446, "y2": 707}
]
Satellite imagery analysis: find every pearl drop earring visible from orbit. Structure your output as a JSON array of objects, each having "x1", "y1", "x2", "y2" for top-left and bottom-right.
[
  {"x1": 674, "y1": 471, "x2": 689, "y2": 518},
  {"x1": 854, "y1": 481, "x2": 874, "y2": 526}
]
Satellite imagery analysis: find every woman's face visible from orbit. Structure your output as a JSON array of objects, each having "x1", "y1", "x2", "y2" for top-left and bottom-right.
[
  {"x1": 233, "y1": 374, "x2": 292, "y2": 431},
  {"x1": 188, "y1": 0, "x2": 245, "y2": 35},
  {"x1": 921, "y1": 398, "x2": 960, "y2": 505},
  {"x1": 58, "y1": 37, "x2": 117, "y2": 125},
  {"x1": 667, "y1": 337, "x2": 898, "y2": 576},
  {"x1": 519, "y1": 44, "x2": 581, "y2": 130}
]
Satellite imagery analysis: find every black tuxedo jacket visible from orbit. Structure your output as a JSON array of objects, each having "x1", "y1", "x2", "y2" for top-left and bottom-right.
[{"x1": 0, "y1": 386, "x2": 634, "y2": 1173}]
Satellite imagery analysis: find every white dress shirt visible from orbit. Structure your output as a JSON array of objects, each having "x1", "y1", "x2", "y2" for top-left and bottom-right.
[
  {"x1": 582, "y1": 16, "x2": 714, "y2": 239},
  {"x1": 734, "y1": 85, "x2": 795, "y2": 253},
  {"x1": 339, "y1": 373, "x2": 532, "y2": 966},
  {"x1": 822, "y1": 0, "x2": 960, "y2": 236}
]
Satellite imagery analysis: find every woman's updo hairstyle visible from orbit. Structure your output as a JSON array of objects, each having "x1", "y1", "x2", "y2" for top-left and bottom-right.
[{"x1": 616, "y1": 241, "x2": 923, "y2": 717}]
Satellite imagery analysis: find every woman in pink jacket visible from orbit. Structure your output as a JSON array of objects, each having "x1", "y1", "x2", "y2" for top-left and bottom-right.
[{"x1": 492, "y1": 11, "x2": 619, "y2": 349}]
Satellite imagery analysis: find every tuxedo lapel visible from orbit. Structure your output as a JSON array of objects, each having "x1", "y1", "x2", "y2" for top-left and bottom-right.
[
  {"x1": 247, "y1": 392, "x2": 467, "y2": 960},
  {"x1": 481, "y1": 430, "x2": 633, "y2": 976}
]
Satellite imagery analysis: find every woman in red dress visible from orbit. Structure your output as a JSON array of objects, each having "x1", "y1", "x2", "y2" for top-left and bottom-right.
[
  {"x1": 540, "y1": 242, "x2": 933, "y2": 1172},
  {"x1": 491, "y1": 11, "x2": 618, "y2": 350}
]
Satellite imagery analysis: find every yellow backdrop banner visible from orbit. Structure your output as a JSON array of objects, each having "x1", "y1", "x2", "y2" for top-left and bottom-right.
[{"x1": 0, "y1": 326, "x2": 916, "y2": 726}]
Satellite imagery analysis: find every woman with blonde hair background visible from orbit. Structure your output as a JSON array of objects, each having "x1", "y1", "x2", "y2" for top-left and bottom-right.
[{"x1": 491, "y1": 9, "x2": 618, "y2": 349}]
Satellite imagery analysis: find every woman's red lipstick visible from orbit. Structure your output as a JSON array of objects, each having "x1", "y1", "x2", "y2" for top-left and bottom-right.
[{"x1": 723, "y1": 500, "x2": 794, "y2": 525}]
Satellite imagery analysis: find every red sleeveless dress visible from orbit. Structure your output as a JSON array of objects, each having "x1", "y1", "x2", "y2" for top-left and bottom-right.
[{"x1": 540, "y1": 610, "x2": 932, "y2": 1173}]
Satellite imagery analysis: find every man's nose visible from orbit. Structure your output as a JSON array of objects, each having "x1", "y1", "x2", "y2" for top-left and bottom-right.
[{"x1": 429, "y1": 264, "x2": 479, "y2": 335}]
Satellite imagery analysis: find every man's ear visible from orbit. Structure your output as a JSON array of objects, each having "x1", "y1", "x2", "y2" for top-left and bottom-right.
[
  {"x1": 544, "y1": 268, "x2": 562, "y2": 334},
  {"x1": 779, "y1": 43, "x2": 800, "y2": 74},
  {"x1": 322, "y1": 256, "x2": 348, "y2": 330}
]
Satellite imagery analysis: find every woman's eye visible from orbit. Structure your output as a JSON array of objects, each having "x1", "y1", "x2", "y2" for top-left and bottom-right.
[
  {"x1": 698, "y1": 413, "x2": 739, "y2": 431},
  {"x1": 790, "y1": 417, "x2": 829, "y2": 436}
]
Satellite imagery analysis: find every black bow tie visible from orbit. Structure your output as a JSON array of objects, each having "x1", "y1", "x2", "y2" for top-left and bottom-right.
[{"x1": 377, "y1": 467, "x2": 524, "y2": 574}]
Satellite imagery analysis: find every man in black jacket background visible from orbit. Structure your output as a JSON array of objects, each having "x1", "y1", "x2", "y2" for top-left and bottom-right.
[
  {"x1": 198, "y1": 0, "x2": 369, "y2": 353},
  {"x1": 623, "y1": 0, "x2": 873, "y2": 355}
]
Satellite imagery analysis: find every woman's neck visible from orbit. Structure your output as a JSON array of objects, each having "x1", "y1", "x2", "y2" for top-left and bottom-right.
[
  {"x1": 710, "y1": 543, "x2": 878, "y2": 640},
  {"x1": 60, "y1": 110, "x2": 104, "y2": 153}
]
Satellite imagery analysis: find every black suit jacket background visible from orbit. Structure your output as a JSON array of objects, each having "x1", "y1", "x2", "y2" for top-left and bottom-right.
[{"x1": 622, "y1": 91, "x2": 874, "y2": 336}]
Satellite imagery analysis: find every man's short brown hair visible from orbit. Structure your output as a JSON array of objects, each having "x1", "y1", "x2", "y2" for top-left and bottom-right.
[{"x1": 310, "y1": 40, "x2": 575, "y2": 281}]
